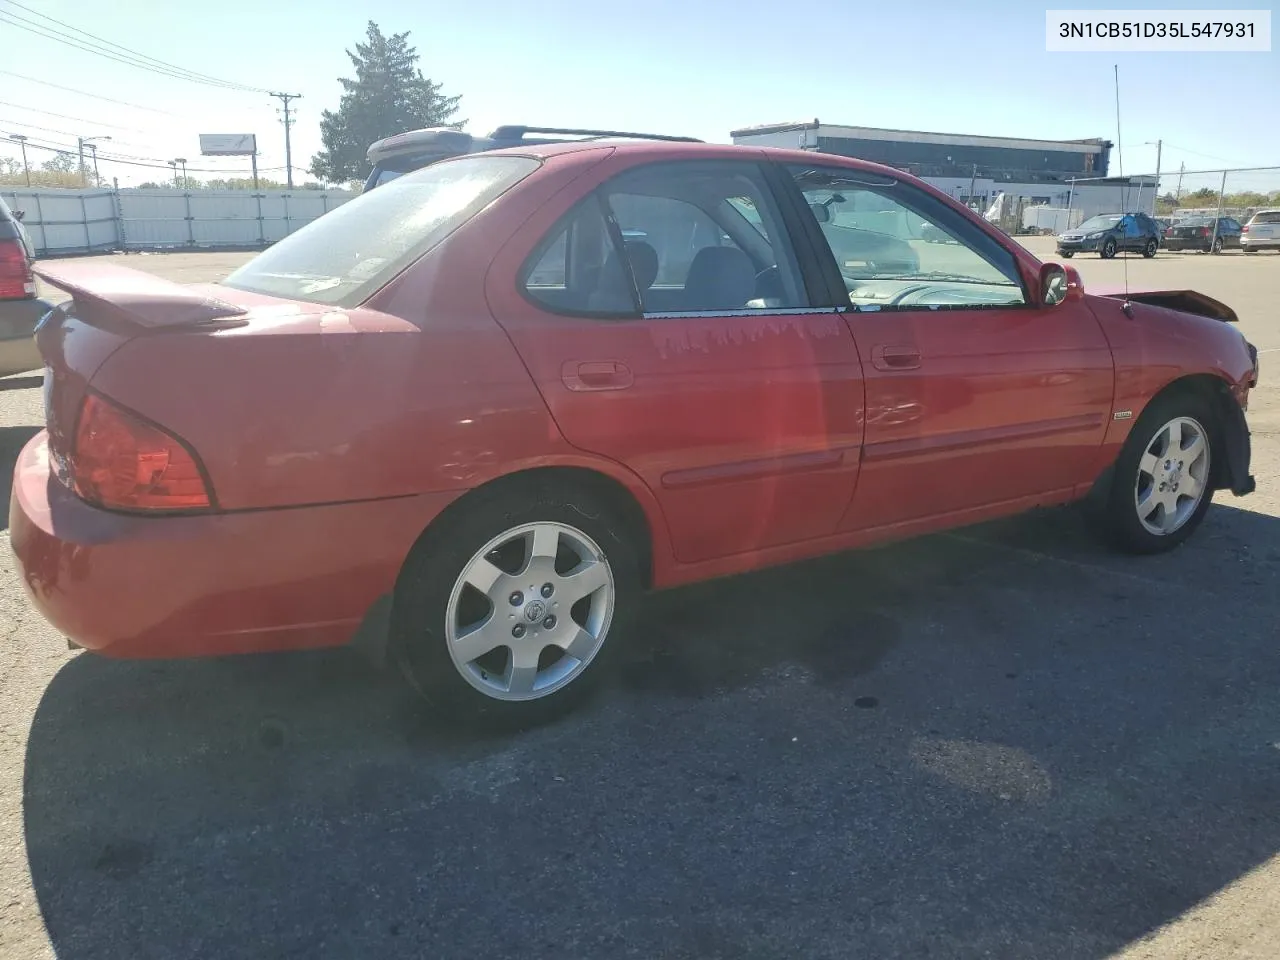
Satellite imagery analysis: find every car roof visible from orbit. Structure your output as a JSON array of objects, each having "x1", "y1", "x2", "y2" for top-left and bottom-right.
[{"x1": 476, "y1": 138, "x2": 914, "y2": 179}]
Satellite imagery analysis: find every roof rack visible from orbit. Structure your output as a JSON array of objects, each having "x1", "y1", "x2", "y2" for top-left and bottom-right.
[{"x1": 487, "y1": 125, "x2": 703, "y2": 144}]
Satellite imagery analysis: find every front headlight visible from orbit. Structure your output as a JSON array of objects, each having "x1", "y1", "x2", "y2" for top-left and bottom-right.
[{"x1": 1086, "y1": 232, "x2": 1104, "y2": 240}]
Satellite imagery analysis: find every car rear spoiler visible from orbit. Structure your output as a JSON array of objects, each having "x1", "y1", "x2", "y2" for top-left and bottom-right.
[
  {"x1": 33, "y1": 261, "x2": 247, "y2": 331},
  {"x1": 1098, "y1": 288, "x2": 1238, "y2": 323}
]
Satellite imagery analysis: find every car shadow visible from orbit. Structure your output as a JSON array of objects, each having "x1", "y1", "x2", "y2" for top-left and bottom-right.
[
  {"x1": 0, "y1": 375, "x2": 44, "y2": 392},
  {"x1": 21, "y1": 500, "x2": 1280, "y2": 959}
]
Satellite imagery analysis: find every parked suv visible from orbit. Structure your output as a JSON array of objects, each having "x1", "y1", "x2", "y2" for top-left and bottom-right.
[
  {"x1": 0, "y1": 196, "x2": 48, "y2": 377},
  {"x1": 1242, "y1": 209, "x2": 1280, "y2": 253},
  {"x1": 363, "y1": 125, "x2": 702, "y2": 192},
  {"x1": 1056, "y1": 212, "x2": 1162, "y2": 259}
]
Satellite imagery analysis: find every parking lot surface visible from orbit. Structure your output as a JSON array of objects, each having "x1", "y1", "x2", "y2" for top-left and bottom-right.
[{"x1": 1, "y1": 242, "x2": 1278, "y2": 959}]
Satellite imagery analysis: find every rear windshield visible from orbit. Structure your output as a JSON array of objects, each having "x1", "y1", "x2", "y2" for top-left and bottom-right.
[
  {"x1": 223, "y1": 154, "x2": 539, "y2": 307},
  {"x1": 1250, "y1": 211, "x2": 1280, "y2": 224}
]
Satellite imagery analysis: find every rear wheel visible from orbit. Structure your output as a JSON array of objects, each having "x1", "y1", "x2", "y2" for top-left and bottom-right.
[
  {"x1": 1060, "y1": 251, "x2": 1074, "y2": 259},
  {"x1": 1101, "y1": 392, "x2": 1216, "y2": 554},
  {"x1": 1211, "y1": 236, "x2": 1224, "y2": 254},
  {"x1": 391, "y1": 481, "x2": 641, "y2": 727},
  {"x1": 1142, "y1": 238, "x2": 1158, "y2": 258},
  {"x1": 1100, "y1": 237, "x2": 1117, "y2": 259}
]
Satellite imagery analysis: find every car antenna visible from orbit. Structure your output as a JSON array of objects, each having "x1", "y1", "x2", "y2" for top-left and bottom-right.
[{"x1": 1115, "y1": 63, "x2": 1133, "y2": 317}]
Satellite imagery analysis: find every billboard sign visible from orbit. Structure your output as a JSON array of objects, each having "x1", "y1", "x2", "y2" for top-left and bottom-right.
[{"x1": 199, "y1": 134, "x2": 257, "y2": 156}]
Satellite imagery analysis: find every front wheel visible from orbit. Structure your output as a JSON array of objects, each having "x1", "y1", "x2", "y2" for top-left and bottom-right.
[
  {"x1": 1060, "y1": 251, "x2": 1074, "y2": 259},
  {"x1": 1142, "y1": 238, "x2": 1158, "y2": 258},
  {"x1": 391, "y1": 481, "x2": 641, "y2": 727},
  {"x1": 1101, "y1": 393, "x2": 1216, "y2": 554},
  {"x1": 1100, "y1": 238, "x2": 1117, "y2": 259}
]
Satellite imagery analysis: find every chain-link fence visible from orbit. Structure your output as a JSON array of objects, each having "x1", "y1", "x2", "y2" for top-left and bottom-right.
[{"x1": 1034, "y1": 167, "x2": 1280, "y2": 247}]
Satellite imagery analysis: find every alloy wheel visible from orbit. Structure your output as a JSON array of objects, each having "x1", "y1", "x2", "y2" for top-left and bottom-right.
[
  {"x1": 444, "y1": 521, "x2": 615, "y2": 701},
  {"x1": 1133, "y1": 416, "x2": 1210, "y2": 536}
]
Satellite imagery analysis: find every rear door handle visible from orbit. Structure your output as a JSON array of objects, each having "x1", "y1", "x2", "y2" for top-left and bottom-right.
[
  {"x1": 561, "y1": 360, "x2": 634, "y2": 391},
  {"x1": 871, "y1": 345, "x2": 921, "y2": 371}
]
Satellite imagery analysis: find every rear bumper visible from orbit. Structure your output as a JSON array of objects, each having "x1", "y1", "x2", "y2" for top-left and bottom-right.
[
  {"x1": 1241, "y1": 237, "x2": 1280, "y2": 250},
  {"x1": 9, "y1": 430, "x2": 457, "y2": 658},
  {"x1": 1162, "y1": 238, "x2": 1213, "y2": 251}
]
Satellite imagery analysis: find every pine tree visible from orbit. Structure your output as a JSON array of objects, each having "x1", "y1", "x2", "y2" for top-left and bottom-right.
[{"x1": 309, "y1": 21, "x2": 463, "y2": 184}]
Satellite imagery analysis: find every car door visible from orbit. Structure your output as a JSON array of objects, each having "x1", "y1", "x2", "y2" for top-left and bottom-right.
[
  {"x1": 486, "y1": 156, "x2": 865, "y2": 565},
  {"x1": 775, "y1": 160, "x2": 1115, "y2": 532},
  {"x1": 1119, "y1": 214, "x2": 1143, "y2": 251}
]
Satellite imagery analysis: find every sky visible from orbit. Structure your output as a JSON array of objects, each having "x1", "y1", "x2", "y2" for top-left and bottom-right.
[{"x1": 0, "y1": 0, "x2": 1277, "y2": 190}]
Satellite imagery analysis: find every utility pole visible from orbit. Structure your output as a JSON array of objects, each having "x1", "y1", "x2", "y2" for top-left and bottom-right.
[
  {"x1": 9, "y1": 134, "x2": 30, "y2": 186},
  {"x1": 89, "y1": 143, "x2": 101, "y2": 188},
  {"x1": 176, "y1": 158, "x2": 188, "y2": 184},
  {"x1": 168, "y1": 160, "x2": 178, "y2": 188},
  {"x1": 271, "y1": 92, "x2": 302, "y2": 188},
  {"x1": 1175, "y1": 162, "x2": 1185, "y2": 201},
  {"x1": 77, "y1": 135, "x2": 111, "y2": 187},
  {"x1": 968, "y1": 163, "x2": 978, "y2": 211}
]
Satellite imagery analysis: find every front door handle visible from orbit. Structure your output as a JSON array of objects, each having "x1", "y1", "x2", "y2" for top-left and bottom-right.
[
  {"x1": 871, "y1": 345, "x2": 921, "y2": 371},
  {"x1": 562, "y1": 360, "x2": 634, "y2": 391}
]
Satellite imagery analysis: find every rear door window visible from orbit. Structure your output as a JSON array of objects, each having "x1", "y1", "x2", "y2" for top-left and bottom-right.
[{"x1": 520, "y1": 160, "x2": 811, "y2": 317}]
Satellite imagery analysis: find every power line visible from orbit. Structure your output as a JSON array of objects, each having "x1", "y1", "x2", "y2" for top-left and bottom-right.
[
  {"x1": 0, "y1": 3, "x2": 272, "y2": 94},
  {"x1": 0, "y1": 69, "x2": 186, "y2": 117},
  {"x1": 0, "y1": 134, "x2": 286, "y2": 173},
  {"x1": 0, "y1": 0, "x2": 274, "y2": 92},
  {"x1": 0, "y1": 99, "x2": 144, "y2": 132},
  {"x1": 0, "y1": 117, "x2": 149, "y2": 149}
]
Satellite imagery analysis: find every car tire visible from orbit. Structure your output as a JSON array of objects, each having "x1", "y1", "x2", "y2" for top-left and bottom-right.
[
  {"x1": 1243, "y1": 247, "x2": 1257, "y2": 254},
  {"x1": 1100, "y1": 391, "x2": 1217, "y2": 555},
  {"x1": 1211, "y1": 237, "x2": 1224, "y2": 254},
  {"x1": 1100, "y1": 238, "x2": 1117, "y2": 259},
  {"x1": 390, "y1": 479, "x2": 642, "y2": 728},
  {"x1": 1060, "y1": 251, "x2": 1074, "y2": 258},
  {"x1": 1142, "y1": 238, "x2": 1158, "y2": 258}
]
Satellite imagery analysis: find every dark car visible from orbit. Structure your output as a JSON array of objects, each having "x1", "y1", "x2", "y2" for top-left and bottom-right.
[
  {"x1": 1056, "y1": 212, "x2": 1162, "y2": 259},
  {"x1": 363, "y1": 125, "x2": 702, "y2": 192},
  {"x1": 1163, "y1": 216, "x2": 1243, "y2": 254},
  {"x1": 0, "y1": 196, "x2": 50, "y2": 377}
]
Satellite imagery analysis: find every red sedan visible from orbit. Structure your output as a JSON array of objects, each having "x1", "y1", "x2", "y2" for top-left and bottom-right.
[{"x1": 10, "y1": 141, "x2": 1259, "y2": 725}]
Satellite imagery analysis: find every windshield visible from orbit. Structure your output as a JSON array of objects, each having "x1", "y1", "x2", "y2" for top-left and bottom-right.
[
  {"x1": 224, "y1": 155, "x2": 539, "y2": 307},
  {"x1": 1076, "y1": 215, "x2": 1123, "y2": 232}
]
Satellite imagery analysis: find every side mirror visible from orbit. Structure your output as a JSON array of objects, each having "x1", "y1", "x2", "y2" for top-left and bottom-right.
[
  {"x1": 1040, "y1": 262, "x2": 1083, "y2": 306},
  {"x1": 808, "y1": 202, "x2": 831, "y2": 224}
]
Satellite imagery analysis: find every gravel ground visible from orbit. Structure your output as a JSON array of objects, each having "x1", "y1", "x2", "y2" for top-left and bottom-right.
[{"x1": 0, "y1": 240, "x2": 1278, "y2": 959}]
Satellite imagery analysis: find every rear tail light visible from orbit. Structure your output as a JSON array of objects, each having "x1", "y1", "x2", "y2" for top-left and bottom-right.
[
  {"x1": 1242, "y1": 225, "x2": 1250, "y2": 233},
  {"x1": 68, "y1": 393, "x2": 213, "y2": 512},
  {"x1": 1201, "y1": 227, "x2": 1211, "y2": 237},
  {"x1": 0, "y1": 238, "x2": 32, "y2": 300}
]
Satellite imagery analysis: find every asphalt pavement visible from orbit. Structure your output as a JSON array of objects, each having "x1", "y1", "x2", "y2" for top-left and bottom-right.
[{"x1": 1, "y1": 242, "x2": 1278, "y2": 959}]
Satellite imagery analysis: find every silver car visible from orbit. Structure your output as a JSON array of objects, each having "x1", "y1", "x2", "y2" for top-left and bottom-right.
[{"x1": 1242, "y1": 209, "x2": 1280, "y2": 253}]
